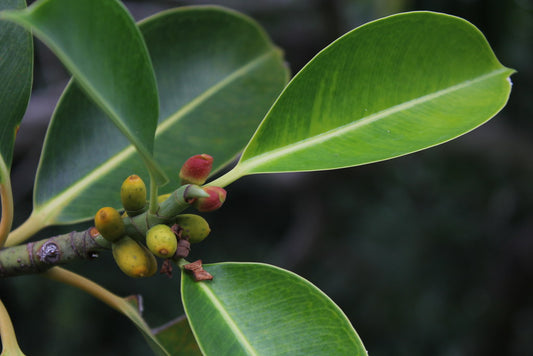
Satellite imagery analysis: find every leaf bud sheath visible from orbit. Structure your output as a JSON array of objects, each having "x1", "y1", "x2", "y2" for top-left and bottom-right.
[{"x1": 157, "y1": 184, "x2": 208, "y2": 219}]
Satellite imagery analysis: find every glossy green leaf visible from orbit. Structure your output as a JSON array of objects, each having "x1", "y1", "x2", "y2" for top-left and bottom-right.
[
  {"x1": 217, "y1": 11, "x2": 514, "y2": 183},
  {"x1": 27, "y1": 7, "x2": 287, "y2": 226},
  {"x1": 0, "y1": 0, "x2": 32, "y2": 182},
  {"x1": 154, "y1": 316, "x2": 202, "y2": 356},
  {"x1": 182, "y1": 262, "x2": 366, "y2": 355},
  {"x1": 1, "y1": 0, "x2": 167, "y2": 185}
]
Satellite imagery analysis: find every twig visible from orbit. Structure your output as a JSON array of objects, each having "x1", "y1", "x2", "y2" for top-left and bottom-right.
[
  {"x1": 0, "y1": 227, "x2": 107, "y2": 278},
  {"x1": 0, "y1": 184, "x2": 209, "y2": 278}
]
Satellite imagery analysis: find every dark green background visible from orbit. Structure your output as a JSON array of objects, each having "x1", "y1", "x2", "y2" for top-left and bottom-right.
[{"x1": 2, "y1": 0, "x2": 531, "y2": 355}]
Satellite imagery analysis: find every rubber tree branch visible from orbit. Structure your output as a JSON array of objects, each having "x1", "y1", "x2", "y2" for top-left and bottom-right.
[
  {"x1": 0, "y1": 227, "x2": 106, "y2": 278},
  {"x1": 0, "y1": 184, "x2": 208, "y2": 278}
]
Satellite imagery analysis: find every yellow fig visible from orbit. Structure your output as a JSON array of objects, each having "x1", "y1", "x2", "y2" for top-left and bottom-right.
[
  {"x1": 94, "y1": 207, "x2": 125, "y2": 242},
  {"x1": 146, "y1": 224, "x2": 178, "y2": 258},
  {"x1": 121, "y1": 174, "x2": 147, "y2": 214},
  {"x1": 112, "y1": 236, "x2": 157, "y2": 278},
  {"x1": 158, "y1": 193, "x2": 171, "y2": 204},
  {"x1": 175, "y1": 214, "x2": 210, "y2": 244}
]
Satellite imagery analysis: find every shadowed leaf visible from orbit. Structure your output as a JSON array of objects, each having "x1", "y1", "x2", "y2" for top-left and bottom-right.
[
  {"x1": 0, "y1": 0, "x2": 32, "y2": 182},
  {"x1": 154, "y1": 315, "x2": 202, "y2": 356}
]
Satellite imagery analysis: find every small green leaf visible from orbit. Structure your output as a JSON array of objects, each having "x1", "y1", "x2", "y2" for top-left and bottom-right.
[
  {"x1": 154, "y1": 315, "x2": 202, "y2": 356},
  {"x1": 182, "y1": 262, "x2": 366, "y2": 355},
  {"x1": 1, "y1": 0, "x2": 167, "y2": 185},
  {"x1": 225, "y1": 11, "x2": 514, "y2": 180},
  {"x1": 30, "y1": 6, "x2": 287, "y2": 225},
  {"x1": 0, "y1": 0, "x2": 32, "y2": 183}
]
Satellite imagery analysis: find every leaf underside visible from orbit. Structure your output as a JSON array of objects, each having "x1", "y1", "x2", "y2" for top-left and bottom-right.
[
  {"x1": 154, "y1": 315, "x2": 202, "y2": 356},
  {"x1": 0, "y1": 0, "x2": 33, "y2": 182},
  {"x1": 30, "y1": 6, "x2": 288, "y2": 224},
  {"x1": 2, "y1": 0, "x2": 167, "y2": 185}
]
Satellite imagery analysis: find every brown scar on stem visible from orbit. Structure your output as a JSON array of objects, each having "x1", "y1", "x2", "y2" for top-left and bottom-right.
[
  {"x1": 160, "y1": 259, "x2": 173, "y2": 278},
  {"x1": 183, "y1": 259, "x2": 213, "y2": 282}
]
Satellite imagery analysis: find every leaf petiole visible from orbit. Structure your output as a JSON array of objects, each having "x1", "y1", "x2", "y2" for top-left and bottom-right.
[
  {"x1": 4, "y1": 213, "x2": 46, "y2": 248},
  {"x1": 0, "y1": 158, "x2": 14, "y2": 249},
  {"x1": 148, "y1": 171, "x2": 159, "y2": 215},
  {"x1": 0, "y1": 185, "x2": 13, "y2": 250},
  {"x1": 0, "y1": 299, "x2": 25, "y2": 356},
  {"x1": 43, "y1": 267, "x2": 170, "y2": 355}
]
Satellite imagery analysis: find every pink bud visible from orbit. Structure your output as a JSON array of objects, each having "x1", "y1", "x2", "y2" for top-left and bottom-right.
[
  {"x1": 179, "y1": 154, "x2": 214, "y2": 186},
  {"x1": 193, "y1": 186, "x2": 227, "y2": 212}
]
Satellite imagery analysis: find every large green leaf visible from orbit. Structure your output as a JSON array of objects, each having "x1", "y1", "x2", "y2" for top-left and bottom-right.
[
  {"x1": 1, "y1": 0, "x2": 166, "y2": 185},
  {"x1": 0, "y1": 0, "x2": 32, "y2": 182},
  {"x1": 154, "y1": 316, "x2": 202, "y2": 356},
  {"x1": 182, "y1": 262, "x2": 366, "y2": 355},
  {"x1": 24, "y1": 7, "x2": 288, "y2": 226},
  {"x1": 212, "y1": 11, "x2": 514, "y2": 185}
]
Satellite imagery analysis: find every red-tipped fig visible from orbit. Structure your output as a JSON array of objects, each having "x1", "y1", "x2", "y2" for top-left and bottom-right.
[
  {"x1": 193, "y1": 186, "x2": 226, "y2": 212},
  {"x1": 179, "y1": 154, "x2": 213, "y2": 186}
]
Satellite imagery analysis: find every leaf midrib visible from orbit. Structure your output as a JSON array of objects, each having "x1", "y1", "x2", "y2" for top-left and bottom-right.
[
  {"x1": 195, "y1": 282, "x2": 258, "y2": 355},
  {"x1": 33, "y1": 50, "x2": 279, "y2": 224},
  {"x1": 239, "y1": 67, "x2": 511, "y2": 173}
]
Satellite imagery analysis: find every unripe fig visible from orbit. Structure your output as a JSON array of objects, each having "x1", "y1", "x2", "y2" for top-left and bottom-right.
[
  {"x1": 146, "y1": 224, "x2": 178, "y2": 258},
  {"x1": 112, "y1": 236, "x2": 157, "y2": 278},
  {"x1": 121, "y1": 174, "x2": 147, "y2": 214},
  {"x1": 175, "y1": 214, "x2": 211, "y2": 244},
  {"x1": 94, "y1": 207, "x2": 125, "y2": 242},
  {"x1": 179, "y1": 154, "x2": 213, "y2": 186},
  {"x1": 193, "y1": 186, "x2": 226, "y2": 212}
]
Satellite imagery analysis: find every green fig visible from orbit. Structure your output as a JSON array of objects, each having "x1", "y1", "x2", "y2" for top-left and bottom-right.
[
  {"x1": 175, "y1": 214, "x2": 211, "y2": 244},
  {"x1": 121, "y1": 174, "x2": 147, "y2": 215}
]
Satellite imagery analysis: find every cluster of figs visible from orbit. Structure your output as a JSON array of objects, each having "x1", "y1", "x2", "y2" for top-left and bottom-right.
[{"x1": 93, "y1": 154, "x2": 225, "y2": 278}]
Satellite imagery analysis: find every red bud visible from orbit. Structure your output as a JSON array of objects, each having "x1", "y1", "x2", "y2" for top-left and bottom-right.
[
  {"x1": 193, "y1": 186, "x2": 226, "y2": 212},
  {"x1": 179, "y1": 154, "x2": 214, "y2": 186}
]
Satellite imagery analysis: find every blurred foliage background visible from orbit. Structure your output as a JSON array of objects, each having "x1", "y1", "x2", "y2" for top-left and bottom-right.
[{"x1": 1, "y1": 0, "x2": 532, "y2": 355}]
